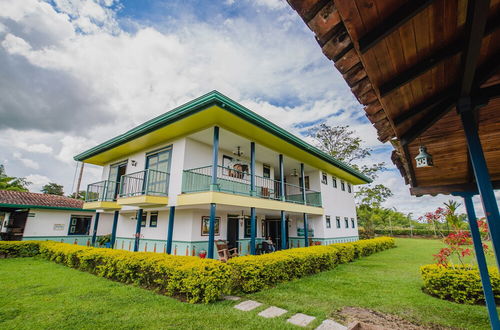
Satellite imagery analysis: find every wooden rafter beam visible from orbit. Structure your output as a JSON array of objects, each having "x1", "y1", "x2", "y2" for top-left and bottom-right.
[
  {"x1": 358, "y1": 0, "x2": 435, "y2": 54},
  {"x1": 459, "y1": 0, "x2": 491, "y2": 97},
  {"x1": 476, "y1": 84, "x2": 500, "y2": 100},
  {"x1": 410, "y1": 180, "x2": 500, "y2": 196},
  {"x1": 379, "y1": 18, "x2": 500, "y2": 97}
]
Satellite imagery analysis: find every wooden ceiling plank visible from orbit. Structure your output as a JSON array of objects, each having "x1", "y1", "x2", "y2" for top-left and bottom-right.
[
  {"x1": 410, "y1": 180, "x2": 500, "y2": 196},
  {"x1": 358, "y1": 0, "x2": 435, "y2": 53},
  {"x1": 379, "y1": 19, "x2": 500, "y2": 97}
]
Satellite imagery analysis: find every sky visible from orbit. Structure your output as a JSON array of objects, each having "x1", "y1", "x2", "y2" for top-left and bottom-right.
[{"x1": 0, "y1": 0, "x2": 496, "y2": 218}]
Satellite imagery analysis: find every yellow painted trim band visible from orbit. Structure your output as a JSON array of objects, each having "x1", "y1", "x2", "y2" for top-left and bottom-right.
[
  {"x1": 117, "y1": 195, "x2": 169, "y2": 207},
  {"x1": 176, "y1": 192, "x2": 324, "y2": 215},
  {"x1": 83, "y1": 201, "x2": 121, "y2": 211}
]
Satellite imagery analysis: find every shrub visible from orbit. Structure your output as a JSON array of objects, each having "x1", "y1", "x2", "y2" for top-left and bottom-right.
[
  {"x1": 229, "y1": 237, "x2": 395, "y2": 293},
  {"x1": 420, "y1": 264, "x2": 500, "y2": 304},
  {"x1": 0, "y1": 241, "x2": 41, "y2": 258},
  {"x1": 38, "y1": 242, "x2": 232, "y2": 303}
]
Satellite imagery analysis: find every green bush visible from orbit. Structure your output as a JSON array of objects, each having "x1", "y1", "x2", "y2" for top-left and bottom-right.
[
  {"x1": 38, "y1": 242, "x2": 232, "y2": 303},
  {"x1": 420, "y1": 264, "x2": 500, "y2": 304},
  {"x1": 229, "y1": 237, "x2": 395, "y2": 293},
  {"x1": 0, "y1": 241, "x2": 41, "y2": 258},
  {"x1": 374, "y1": 228, "x2": 468, "y2": 237}
]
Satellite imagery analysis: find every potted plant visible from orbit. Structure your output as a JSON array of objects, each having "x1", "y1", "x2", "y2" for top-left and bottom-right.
[
  {"x1": 98, "y1": 234, "x2": 111, "y2": 248},
  {"x1": 198, "y1": 249, "x2": 207, "y2": 258}
]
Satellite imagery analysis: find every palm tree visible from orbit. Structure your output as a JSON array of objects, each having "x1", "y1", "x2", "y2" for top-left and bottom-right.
[{"x1": 0, "y1": 164, "x2": 31, "y2": 192}]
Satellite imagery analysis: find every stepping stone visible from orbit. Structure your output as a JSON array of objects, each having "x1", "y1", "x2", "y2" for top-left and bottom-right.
[
  {"x1": 234, "y1": 300, "x2": 262, "y2": 311},
  {"x1": 223, "y1": 295, "x2": 241, "y2": 301},
  {"x1": 258, "y1": 306, "x2": 287, "y2": 318},
  {"x1": 315, "y1": 319, "x2": 347, "y2": 330},
  {"x1": 287, "y1": 313, "x2": 316, "y2": 327}
]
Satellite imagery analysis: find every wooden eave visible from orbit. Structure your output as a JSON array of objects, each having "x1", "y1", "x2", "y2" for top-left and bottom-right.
[{"x1": 287, "y1": 0, "x2": 500, "y2": 196}]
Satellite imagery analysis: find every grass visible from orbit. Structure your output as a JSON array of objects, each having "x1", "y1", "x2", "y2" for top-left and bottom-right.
[
  {"x1": 0, "y1": 238, "x2": 495, "y2": 329},
  {"x1": 248, "y1": 238, "x2": 496, "y2": 329}
]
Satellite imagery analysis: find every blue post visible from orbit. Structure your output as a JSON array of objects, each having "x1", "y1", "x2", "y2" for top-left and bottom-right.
[
  {"x1": 91, "y1": 212, "x2": 100, "y2": 247},
  {"x1": 461, "y1": 110, "x2": 500, "y2": 269},
  {"x1": 250, "y1": 141, "x2": 256, "y2": 255},
  {"x1": 134, "y1": 209, "x2": 143, "y2": 252},
  {"x1": 208, "y1": 203, "x2": 217, "y2": 259},
  {"x1": 166, "y1": 206, "x2": 175, "y2": 254},
  {"x1": 458, "y1": 192, "x2": 500, "y2": 329},
  {"x1": 300, "y1": 163, "x2": 309, "y2": 247},
  {"x1": 280, "y1": 210, "x2": 287, "y2": 250},
  {"x1": 279, "y1": 154, "x2": 285, "y2": 201},
  {"x1": 110, "y1": 210, "x2": 119, "y2": 249},
  {"x1": 210, "y1": 126, "x2": 219, "y2": 191}
]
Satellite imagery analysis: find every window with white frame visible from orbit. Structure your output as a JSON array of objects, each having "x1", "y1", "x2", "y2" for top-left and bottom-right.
[
  {"x1": 149, "y1": 212, "x2": 158, "y2": 227},
  {"x1": 351, "y1": 218, "x2": 355, "y2": 228},
  {"x1": 332, "y1": 176, "x2": 337, "y2": 188},
  {"x1": 336, "y1": 216, "x2": 341, "y2": 228},
  {"x1": 344, "y1": 217, "x2": 349, "y2": 228},
  {"x1": 347, "y1": 183, "x2": 352, "y2": 193},
  {"x1": 326, "y1": 215, "x2": 331, "y2": 228},
  {"x1": 341, "y1": 180, "x2": 345, "y2": 191}
]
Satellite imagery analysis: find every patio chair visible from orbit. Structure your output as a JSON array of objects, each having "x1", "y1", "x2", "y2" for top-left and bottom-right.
[{"x1": 215, "y1": 240, "x2": 238, "y2": 262}]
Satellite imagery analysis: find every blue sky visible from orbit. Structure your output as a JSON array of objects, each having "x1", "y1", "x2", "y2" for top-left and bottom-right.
[{"x1": 1, "y1": 0, "x2": 491, "y2": 217}]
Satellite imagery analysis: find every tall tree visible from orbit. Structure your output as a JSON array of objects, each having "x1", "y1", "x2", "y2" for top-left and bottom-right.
[
  {"x1": 68, "y1": 190, "x2": 86, "y2": 200},
  {"x1": 308, "y1": 123, "x2": 392, "y2": 206},
  {"x1": 41, "y1": 182, "x2": 64, "y2": 196},
  {"x1": 0, "y1": 164, "x2": 31, "y2": 191}
]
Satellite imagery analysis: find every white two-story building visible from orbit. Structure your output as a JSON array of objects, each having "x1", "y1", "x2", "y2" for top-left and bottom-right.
[{"x1": 74, "y1": 91, "x2": 371, "y2": 258}]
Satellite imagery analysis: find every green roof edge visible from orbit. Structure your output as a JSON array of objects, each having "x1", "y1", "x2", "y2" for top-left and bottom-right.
[
  {"x1": 74, "y1": 90, "x2": 372, "y2": 184},
  {"x1": 0, "y1": 203, "x2": 95, "y2": 212}
]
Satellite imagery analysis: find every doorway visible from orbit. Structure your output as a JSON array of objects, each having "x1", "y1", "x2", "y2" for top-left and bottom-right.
[
  {"x1": 227, "y1": 215, "x2": 239, "y2": 250},
  {"x1": 108, "y1": 162, "x2": 127, "y2": 199},
  {"x1": 264, "y1": 217, "x2": 288, "y2": 250},
  {"x1": 0, "y1": 209, "x2": 28, "y2": 241}
]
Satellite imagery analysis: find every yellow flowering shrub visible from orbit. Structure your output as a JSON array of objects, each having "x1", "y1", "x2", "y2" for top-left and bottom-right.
[
  {"x1": 229, "y1": 237, "x2": 395, "y2": 293},
  {"x1": 0, "y1": 241, "x2": 41, "y2": 258},
  {"x1": 38, "y1": 242, "x2": 232, "y2": 303},
  {"x1": 420, "y1": 264, "x2": 500, "y2": 304}
]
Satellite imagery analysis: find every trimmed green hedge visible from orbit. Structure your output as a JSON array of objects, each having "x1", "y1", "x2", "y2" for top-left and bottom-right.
[
  {"x1": 374, "y1": 228, "x2": 468, "y2": 237},
  {"x1": 0, "y1": 237, "x2": 395, "y2": 302},
  {"x1": 0, "y1": 241, "x2": 41, "y2": 258},
  {"x1": 420, "y1": 264, "x2": 500, "y2": 304},
  {"x1": 229, "y1": 237, "x2": 395, "y2": 293}
]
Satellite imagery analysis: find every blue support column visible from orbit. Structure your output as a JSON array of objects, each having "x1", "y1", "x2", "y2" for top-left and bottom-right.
[
  {"x1": 208, "y1": 203, "x2": 217, "y2": 259},
  {"x1": 250, "y1": 141, "x2": 256, "y2": 255},
  {"x1": 166, "y1": 206, "x2": 175, "y2": 254},
  {"x1": 134, "y1": 209, "x2": 143, "y2": 252},
  {"x1": 300, "y1": 163, "x2": 309, "y2": 247},
  {"x1": 279, "y1": 154, "x2": 285, "y2": 201},
  {"x1": 459, "y1": 193, "x2": 500, "y2": 329},
  {"x1": 461, "y1": 110, "x2": 500, "y2": 269},
  {"x1": 280, "y1": 210, "x2": 287, "y2": 250},
  {"x1": 110, "y1": 210, "x2": 119, "y2": 249},
  {"x1": 210, "y1": 126, "x2": 220, "y2": 191},
  {"x1": 91, "y1": 212, "x2": 100, "y2": 247}
]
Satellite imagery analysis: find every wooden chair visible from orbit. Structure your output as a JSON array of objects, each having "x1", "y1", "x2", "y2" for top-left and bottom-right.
[{"x1": 215, "y1": 240, "x2": 238, "y2": 262}]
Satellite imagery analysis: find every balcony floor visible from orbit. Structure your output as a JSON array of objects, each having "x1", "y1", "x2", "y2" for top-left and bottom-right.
[
  {"x1": 83, "y1": 201, "x2": 121, "y2": 211},
  {"x1": 117, "y1": 195, "x2": 169, "y2": 207},
  {"x1": 177, "y1": 191, "x2": 323, "y2": 215}
]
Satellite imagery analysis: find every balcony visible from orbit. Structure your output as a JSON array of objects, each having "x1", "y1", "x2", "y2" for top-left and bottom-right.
[
  {"x1": 117, "y1": 169, "x2": 170, "y2": 207},
  {"x1": 83, "y1": 180, "x2": 121, "y2": 210},
  {"x1": 179, "y1": 165, "x2": 322, "y2": 213}
]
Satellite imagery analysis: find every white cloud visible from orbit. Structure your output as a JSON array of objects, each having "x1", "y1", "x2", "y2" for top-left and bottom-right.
[
  {"x1": 13, "y1": 152, "x2": 39, "y2": 169},
  {"x1": 25, "y1": 173, "x2": 51, "y2": 192}
]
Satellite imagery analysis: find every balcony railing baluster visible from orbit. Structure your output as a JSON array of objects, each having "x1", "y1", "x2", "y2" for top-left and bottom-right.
[{"x1": 182, "y1": 165, "x2": 322, "y2": 207}]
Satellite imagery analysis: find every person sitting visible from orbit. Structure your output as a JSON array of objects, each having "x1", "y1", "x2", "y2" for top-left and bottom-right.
[{"x1": 265, "y1": 236, "x2": 276, "y2": 253}]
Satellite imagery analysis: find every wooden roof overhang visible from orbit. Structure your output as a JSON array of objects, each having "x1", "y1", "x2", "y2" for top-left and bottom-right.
[{"x1": 287, "y1": 0, "x2": 500, "y2": 196}]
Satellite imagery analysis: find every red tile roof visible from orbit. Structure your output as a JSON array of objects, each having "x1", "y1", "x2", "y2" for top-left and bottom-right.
[{"x1": 0, "y1": 190, "x2": 85, "y2": 209}]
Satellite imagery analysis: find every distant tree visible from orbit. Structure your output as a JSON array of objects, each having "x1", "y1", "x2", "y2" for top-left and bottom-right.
[
  {"x1": 308, "y1": 124, "x2": 391, "y2": 208},
  {"x1": 41, "y1": 182, "x2": 64, "y2": 196},
  {"x1": 0, "y1": 164, "x2": 31, "y2": 191},
  {"x1": 68, "y1": 190, "x2": 86, "y2": 200}
]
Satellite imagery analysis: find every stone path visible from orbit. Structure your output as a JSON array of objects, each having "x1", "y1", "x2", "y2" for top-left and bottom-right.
[{"x1": 230, "y1": 296, "x2": 345, "y2": 328}]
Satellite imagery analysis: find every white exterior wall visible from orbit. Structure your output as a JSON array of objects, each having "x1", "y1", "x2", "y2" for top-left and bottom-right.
[{"x1": 23, "y1": 209, "x2": 99, "y2": 237}]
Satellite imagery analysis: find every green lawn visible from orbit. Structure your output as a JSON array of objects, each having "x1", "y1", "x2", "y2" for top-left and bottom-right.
[{"x1": 0, "y1": 238, "x2": 495, "y2": 329}]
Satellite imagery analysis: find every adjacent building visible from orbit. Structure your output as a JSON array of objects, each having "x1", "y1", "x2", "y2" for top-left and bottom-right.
[{"x1": 74, "y1": 91, "x2": 371, "y2": 257}]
